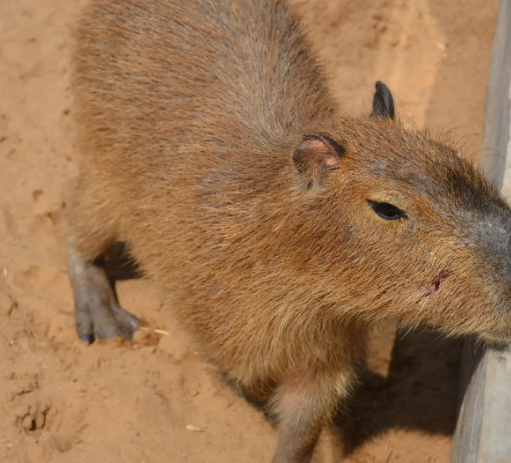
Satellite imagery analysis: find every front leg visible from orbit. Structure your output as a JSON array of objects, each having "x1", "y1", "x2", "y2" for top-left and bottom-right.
[
  {"x1": 270, "y1": 372, "x2": 353, "y2": 463},
  {"x1": 68, "y1": 250, "x2": 141, "y2": 342}
]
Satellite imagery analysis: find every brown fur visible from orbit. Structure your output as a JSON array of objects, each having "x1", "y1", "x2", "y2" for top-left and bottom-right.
[{"x1": 66, "y1": 0, "x2": 511, "y2": 461}]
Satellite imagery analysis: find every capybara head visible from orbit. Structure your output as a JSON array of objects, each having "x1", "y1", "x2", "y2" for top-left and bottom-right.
[{"x1": 284, "y1": 82, "x2": 511, "y2": 344}]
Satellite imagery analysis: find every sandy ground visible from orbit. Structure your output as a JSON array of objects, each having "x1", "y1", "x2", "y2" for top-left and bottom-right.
[{"x1": 0, "y1": 0, "x2": 499, "y2": 462}]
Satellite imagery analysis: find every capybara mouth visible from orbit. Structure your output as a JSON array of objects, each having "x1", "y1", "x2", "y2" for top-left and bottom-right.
[{"x1": 424, "y1": 269, "x2": 452, "y2": 296}]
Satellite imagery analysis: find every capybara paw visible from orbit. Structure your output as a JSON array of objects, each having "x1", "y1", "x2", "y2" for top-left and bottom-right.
[{"x1": 75, "y1": 292, "x2": 140, "y2": 343}]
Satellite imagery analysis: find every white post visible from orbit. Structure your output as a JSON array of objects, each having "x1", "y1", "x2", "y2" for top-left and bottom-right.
[{"x1": 451, "y1": 0, "x2": 511, "y2": 461}]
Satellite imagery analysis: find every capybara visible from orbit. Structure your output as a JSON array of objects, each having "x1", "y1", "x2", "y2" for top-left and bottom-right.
[{"x1": 66, "y1": 0, "x2": 511, "y2": 461}]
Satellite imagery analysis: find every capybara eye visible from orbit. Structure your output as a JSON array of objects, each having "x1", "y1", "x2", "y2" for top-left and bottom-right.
[{"x1": 367, "y1": 200, "x2": 407, "y2": 221}]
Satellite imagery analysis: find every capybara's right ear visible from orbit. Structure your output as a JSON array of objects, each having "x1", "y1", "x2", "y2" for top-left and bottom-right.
[
  {"x1": 293, "y1": 132, "x2": 345, "y2": 189},
  {"x1": 370, "y1": 81, "x2": 395, "y2": 119}
]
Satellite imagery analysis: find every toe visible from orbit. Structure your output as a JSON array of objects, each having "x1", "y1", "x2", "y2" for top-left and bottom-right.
[{"x1": 79, "y1": 332, "x2": 95, "y2": 343}]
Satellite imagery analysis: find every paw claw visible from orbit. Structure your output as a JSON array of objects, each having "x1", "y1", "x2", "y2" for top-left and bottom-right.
[{"x1": 79, "y1": 332, "x2": 95, "y2": 344}]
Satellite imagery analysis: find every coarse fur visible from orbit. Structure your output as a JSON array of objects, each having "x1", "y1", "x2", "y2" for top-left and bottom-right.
[{"x1": 66, "y1": 0, "x2": 511, "y2": 461}]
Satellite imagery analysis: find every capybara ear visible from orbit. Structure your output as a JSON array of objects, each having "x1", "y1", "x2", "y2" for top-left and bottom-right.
[
  {"x1": 293, "y1": 132, "x2": 344, "y2": 189},
  {"x1": 370, "y1": 81, "x2": 395, "y2": 119}
]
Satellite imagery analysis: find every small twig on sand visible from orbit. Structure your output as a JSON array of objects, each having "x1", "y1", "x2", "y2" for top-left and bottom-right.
[{"x1": 139, "y1": 327, "x2": 170, "y2": 335}]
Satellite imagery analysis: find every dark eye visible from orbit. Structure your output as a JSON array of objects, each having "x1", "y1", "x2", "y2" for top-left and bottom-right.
[{"x1": 367, "y1": 200, "x2": 407, "y2": 221}]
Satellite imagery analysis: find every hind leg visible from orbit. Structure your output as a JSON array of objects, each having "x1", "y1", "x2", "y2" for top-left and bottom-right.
[{"x1": 65, "y1": 176, "x2": 140, "y2": 343}]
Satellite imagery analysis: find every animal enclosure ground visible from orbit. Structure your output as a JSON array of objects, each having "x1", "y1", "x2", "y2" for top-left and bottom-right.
[{"x1": 0, "y1": 0, "x2": 499, "y2": 462}]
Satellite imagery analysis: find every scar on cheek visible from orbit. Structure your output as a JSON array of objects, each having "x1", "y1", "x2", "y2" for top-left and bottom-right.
[
  {"x1": 430, "y1": 278, "x2": 441, "y2": 292},
  {"x1": 427, "y1": 269, "x2": 452, "y2": 294}
]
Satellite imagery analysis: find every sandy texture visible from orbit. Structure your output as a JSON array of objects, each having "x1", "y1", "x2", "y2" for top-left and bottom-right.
[{"x1": 0, "y1": 0, "x2": 499, "y2": 462}]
